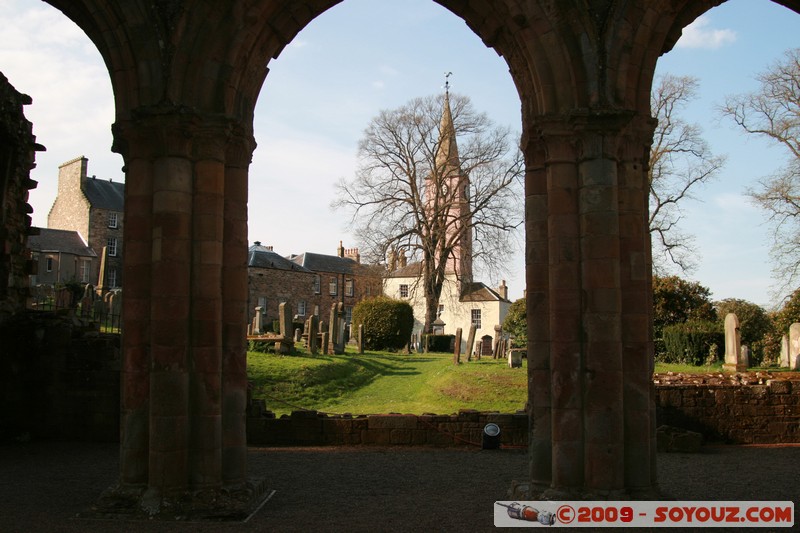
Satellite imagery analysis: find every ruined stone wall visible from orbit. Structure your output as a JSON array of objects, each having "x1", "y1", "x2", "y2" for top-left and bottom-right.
[
  {"x1": 654, "y1": 373, "x2": 800, "y2": 444},
  {"x1": 0, "y1": 72, "x2": 39, "y2": 320},
  {"x1": 246, "y1": 409, "x2": 529, "y2": 448}
]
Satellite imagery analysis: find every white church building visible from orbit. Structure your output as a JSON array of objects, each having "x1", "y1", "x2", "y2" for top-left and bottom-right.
[{"x1": 382, "y1": 90, "x2": 512, "y2": 352}]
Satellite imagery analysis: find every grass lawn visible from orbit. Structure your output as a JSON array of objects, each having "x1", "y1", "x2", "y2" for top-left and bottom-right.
[{"x1": 247, "y1": 346, "x2": 527, "y2": 417}]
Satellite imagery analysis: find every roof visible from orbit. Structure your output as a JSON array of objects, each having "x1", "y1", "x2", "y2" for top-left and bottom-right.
[
  {"x1": 386, "y1": 261, "x2": 423, "y2": 278},
  {"x1": 84, "y1": 177, "x2": 124, "y2": 211},
  {"x1": 248, "y1": 245, "x2": 312, "y2": 272},
  {"x1": 27, "y1": 228, "x2": 97, "y2": 257},
  {"x1": 460, "y1": 282, "x2": 510, "y2": 303},
  {"x1": 290, "y1": 252, "x2": 360, "y2": 275}
]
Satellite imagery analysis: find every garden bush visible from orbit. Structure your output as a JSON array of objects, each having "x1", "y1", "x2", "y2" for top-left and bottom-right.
[
  {"x1": 661, "y1": 319, "x2": 723, "y2": 365},
  {"x1": 351, "y1": 296, "x2": 414, "y2": 351}
]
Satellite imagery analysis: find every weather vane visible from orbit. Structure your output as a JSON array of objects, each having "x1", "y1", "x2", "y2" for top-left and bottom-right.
[{"x1": 444, "y1": 71, "x2": 453, "y2": 94}]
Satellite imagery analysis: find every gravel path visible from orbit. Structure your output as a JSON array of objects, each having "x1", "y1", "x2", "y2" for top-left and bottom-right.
[{"x1": 1, "y1": 442, "x2": 797, "y2": 532}]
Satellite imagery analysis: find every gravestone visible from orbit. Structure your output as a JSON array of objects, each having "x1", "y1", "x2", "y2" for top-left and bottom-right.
[
  {"x1": 253, "y1": 306, "x2": 263, "y2": 335},
  {"x1": 453, "y1": 327, "x2": 462, "y2": 364},
  {"x1": 293, "y1": 328, "x2": 302, "y2": 343},
  {"x1": 722, "y1": 313, "x2": 745, "y2": 372},
  {"x1": 780, "y1": 335, "x2": 789, "y2": 368},
  {"x1": 275, "y1": 302, "x2": 294, "y2": 354},
  {"x1": 790, "y1": 323, "x2": 800, "y2": 370},
  {"x1": 320, "y1": 331, "x2": 329, "y2": 356},
  {"x1": 740, "y1": 345, "x2": 750, "y2": 369},
  {"x1": 357, "y1": 324, "x2": 364, "y2": 354},
  {"x1": 465, "y1": 325, "x2": 477, "y2": 363},
  {"x1": 474, "y1": 340, "x2": 481, "y2": 360},
  {"x1": 80, "y1": 284, "x2": 95, "y2": 317},
  {"x1": 308, "y1": 315, "x2": 319, "y2": 354},
  {"x1": 508, "y1": 348, "x2": 524, "y2": 368},
  {"x1": 328, "y1": 303, "x2": 338, "y2": 355},
  {"x1": 335, "y1": 303, "x2": 346, "y2": 354},
  {"x1": 492, "y1": 325, "x2": 502, "y2": 359}
]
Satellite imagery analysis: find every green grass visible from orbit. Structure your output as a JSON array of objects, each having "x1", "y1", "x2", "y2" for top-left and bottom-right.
[
  {"x1": 247, "y1": 347, "x2": 527, "y2": 417},
  {"x1": 654, "y1": 361, "x2": 724, "y2": 373}
]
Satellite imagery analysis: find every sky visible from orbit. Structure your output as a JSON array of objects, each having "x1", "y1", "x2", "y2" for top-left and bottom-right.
[{"x1": 1, "y1": 0, "x2": 799, "y2": 308}]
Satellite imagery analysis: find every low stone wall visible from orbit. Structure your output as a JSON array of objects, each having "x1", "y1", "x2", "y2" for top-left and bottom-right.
[
  {"x1": 246, "y1": 407, "x2": 529, "y2": 448},
  {"x1": 654, "y1": 372, "x2": 800, "y2": 444}
]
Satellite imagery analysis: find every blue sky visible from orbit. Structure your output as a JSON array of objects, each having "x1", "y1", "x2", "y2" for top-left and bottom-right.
[{"x1": 1, "y1": 0, "x2": 799, "y2": 307}]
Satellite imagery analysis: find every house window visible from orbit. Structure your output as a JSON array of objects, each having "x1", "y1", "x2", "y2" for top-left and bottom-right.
[
  {"x1": 345, "y1": 306, "x2": 353, "y2": 323},
  {"x1": 107, "y1": 238, "x2": 118, "y2": 257},
  {"x1": 313, "y1": 274, "x2": 321, "y2": 294},
  {"x1": 345, "y1": 279, "x2": 354, "y2": 297},
  {"x1": 329, "y1": 278, "x2": 338, "y2": 296},
  {"x1": 471, "y1": 309, "x2": 482, "y2": 329},
  {"x1": 399, "y1": 284, "x2": 409, "y2": 298},
  {"x1": 45, "y1": 257, "x2": 53, "y2": 272},
  {"x1": 80, "y1": 260, "x2": 91, "y2": 283},
  {"x1": 437, "y1": 304, "x2": 444, "y2": 318},
  {"x1": 257, "y1": 296, "x2": 267, "y2": 312},
  {"x1": 108, "y1": 268, "x2": 118, "y2": 288},
  {"x1": 298, "y1": 300, "x2": 307, "y2": 316},
  {"x1": 108, "y1": 212, "x2": 119, "y2": 229}
]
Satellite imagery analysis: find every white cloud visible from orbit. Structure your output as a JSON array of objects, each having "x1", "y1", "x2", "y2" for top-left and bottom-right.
[
  {"x1": 676, "y1": 16, "x2": 737, "y2": 50},
  {"x1": 371, "y1": 80, "x2": 385, "y2": 89}
]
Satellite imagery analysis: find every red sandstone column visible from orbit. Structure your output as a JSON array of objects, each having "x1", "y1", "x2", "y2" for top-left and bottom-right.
[
  {"x1": 115, "y1": 111, "x2": 253, "y2": 497},
  {"x1": 221, "y1": 129, "x2": 253, "y2": 486}
]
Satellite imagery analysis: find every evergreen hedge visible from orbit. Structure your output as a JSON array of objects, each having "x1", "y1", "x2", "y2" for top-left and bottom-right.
[
  {"x1": 351, "y1": 296, "x2": 414, "y2": 351},
  {"x1": 661, "y1": 319, "x2": 723, "y2": 365}
]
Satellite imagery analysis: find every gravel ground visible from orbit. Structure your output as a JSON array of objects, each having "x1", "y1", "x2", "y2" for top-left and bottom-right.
[{"x1": 0, "y1": 441, "x2": 797, "y2": 532}]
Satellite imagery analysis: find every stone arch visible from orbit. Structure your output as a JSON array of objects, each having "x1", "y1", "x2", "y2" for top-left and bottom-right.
[{"x1": 28, "y1": 0, "x2": 800, "y2": 512}]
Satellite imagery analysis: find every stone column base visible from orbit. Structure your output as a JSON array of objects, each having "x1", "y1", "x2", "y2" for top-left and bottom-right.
[{"x1": 78, "y1": 478, "x2": 272, "y2": 522}]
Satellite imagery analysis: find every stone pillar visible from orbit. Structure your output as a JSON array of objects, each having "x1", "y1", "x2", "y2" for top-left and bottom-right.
[
  {"x1": 275, "y1": 301, "x2": 294, "y2": 354},
  {"x1": 523, "y1": 116, "x2": 657, "y2": 500},
  {"x1": 780, "y1": 335, "x2": 789, "y2": 368},
  {"x1": 252, "y1": 306, "x2": 263, "y2": 334},
  {"x1": 115, "y1": 110, "x2": 255, "y2": 508}
]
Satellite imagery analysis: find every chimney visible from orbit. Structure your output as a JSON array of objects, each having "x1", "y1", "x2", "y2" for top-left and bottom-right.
[
  {"x1": 498, "y1": 280, "x2": 508, "y2": 300},
  {"x1": 254, "y1": 241, "x2": 261, "y2": 246},
  {"x1": 337, "y1": 240, "x2": 345, "y2": 258},
  {"x1": 398, "y1": 250, "x2": 407, "y2": 268},
  {"x1": 344, "y1": 247, "x2": 361, "y2": 264},
  {"x1": 388, "y1": 249, "x2": 398, "y2": 272}
]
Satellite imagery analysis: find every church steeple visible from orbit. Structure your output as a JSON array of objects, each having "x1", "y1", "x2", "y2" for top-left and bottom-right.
[{"x1": 430, "y1": 76, "x2": 472, "y2": 285}]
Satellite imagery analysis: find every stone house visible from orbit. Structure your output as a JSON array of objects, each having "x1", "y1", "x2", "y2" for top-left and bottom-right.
[
  {"x1": 248, "y1": 241, "x2": 382, "y2": 335},
  {"x1": 27, "y1": 227, "x2": 97, "y2": 285},
  {"x1": 47, "y1": 156, "x2": 124, "y2": 289}
]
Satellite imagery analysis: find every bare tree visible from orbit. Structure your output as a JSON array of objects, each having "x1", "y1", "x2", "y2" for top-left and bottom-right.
[
  {"x1": 720, "y1": 48, "x2": 800, "y2": 298},
  {"x1": 333, "y1": 93, "x2": 523, "y2": 334},
  {"x1": 650, "y1": 74, "x2": 726, "y2": 274}
]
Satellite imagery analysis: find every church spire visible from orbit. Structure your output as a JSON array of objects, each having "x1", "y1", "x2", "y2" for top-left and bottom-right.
[{"x1": 436, "y1": 76, "x2": 461, "y2": 175}]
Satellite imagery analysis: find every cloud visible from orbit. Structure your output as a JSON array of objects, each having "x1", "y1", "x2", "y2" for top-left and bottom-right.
[
  {"x1": 676, "y1": 16, "x2": 737, "y2": 50},
  {"x1": 371, "y1": 80, "x2": 385, "y2": 89}
]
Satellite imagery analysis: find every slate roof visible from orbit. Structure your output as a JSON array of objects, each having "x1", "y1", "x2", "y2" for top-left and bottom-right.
[
  {"x1": 27, "y1": 228, "x2": 97, "y2": 257},
  {"x1": 386, "y1": 261, "x2": 423, "y2": 278},
  {"x1": 248, "y1": 244, "x2": 312, "y2": 272},
  {"x1": 290, "y1": 252, "x2": 360, "y2": 275},
  {"x1": 84, "y1": 177, "x2": 124, "y2": 211},
  {"x1": 460, "y1": 281, "x2": 510, "y2": 303}
]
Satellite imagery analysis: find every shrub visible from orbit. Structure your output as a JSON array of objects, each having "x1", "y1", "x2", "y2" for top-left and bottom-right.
[
  {"x1": 661, "y1": 320, "x2": 723, "y2": 365},
  {"x1": 351, "y1": 296, "x2": 414, "y2": 351},
  {"x1": 423, "y1": 334, "x2": 455, "y2": 353},
  {"x1": 502, "y1": 297, "x2": 527, "y2": 348}
]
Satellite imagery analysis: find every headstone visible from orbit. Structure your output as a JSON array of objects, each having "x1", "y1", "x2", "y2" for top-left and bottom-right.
[
  {"x1": 109, "y1": 290, "x2": 122, "y2": 316},
  {"x1": 308, "y1": 315, "x2": 319, "y2": 354},
  {"x1": 328, "y1": 303, "x2": 338, "y2": 355},
  {"x1": 253, "y1": 306, "x2": 263, "y2": 335},
  {"x1": 508, "y1": 348, "x2": 524, "y2": 368},
  {"x1": 293, "y1": 327, "x2": 302, "y2": 343},
  {"x1": 465, "y1": 325, "x2": 477, "y2": 363},
  {"x1": 492, "y1": 325, "x2": 502, "y2": 359},
  {"x1": 740, "y1": 345, "x2": 750, "y2": 369},
  {"x1": 790, "y1": 323, "x2": 800, "y2": 370},
  {"x1": 357, "y1": 324, "x2": 364, "y2": 354},
  {"x1": 320, "y1": 331, "x2": 329, "y2": 356},
  {"x1": 275, "y1": 302, "x2": 294, "y2": 354},
  {"x1": 780, "y1": 335, "x2": 789, "y2": 368},
  {"x1": 453, "y1": 327, "x2": 462, "y2": 364},
  {"x1": 722, "y1": 313, "x2": 745, "y2": 372},
  {"x1": 474, "y1": 340, "x2": 481, "y2": 360},
  {"x1": 335, "y1": 303, "x2": 346, "y2": 354}
]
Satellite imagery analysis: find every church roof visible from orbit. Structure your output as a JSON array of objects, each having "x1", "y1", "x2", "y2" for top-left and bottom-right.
[
  {"x1": 27, "y1": 227, "x2": 96, "y2": 257},
  {"x1": 84, "y1": 177, "x2": 125, "y2": 211}
]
